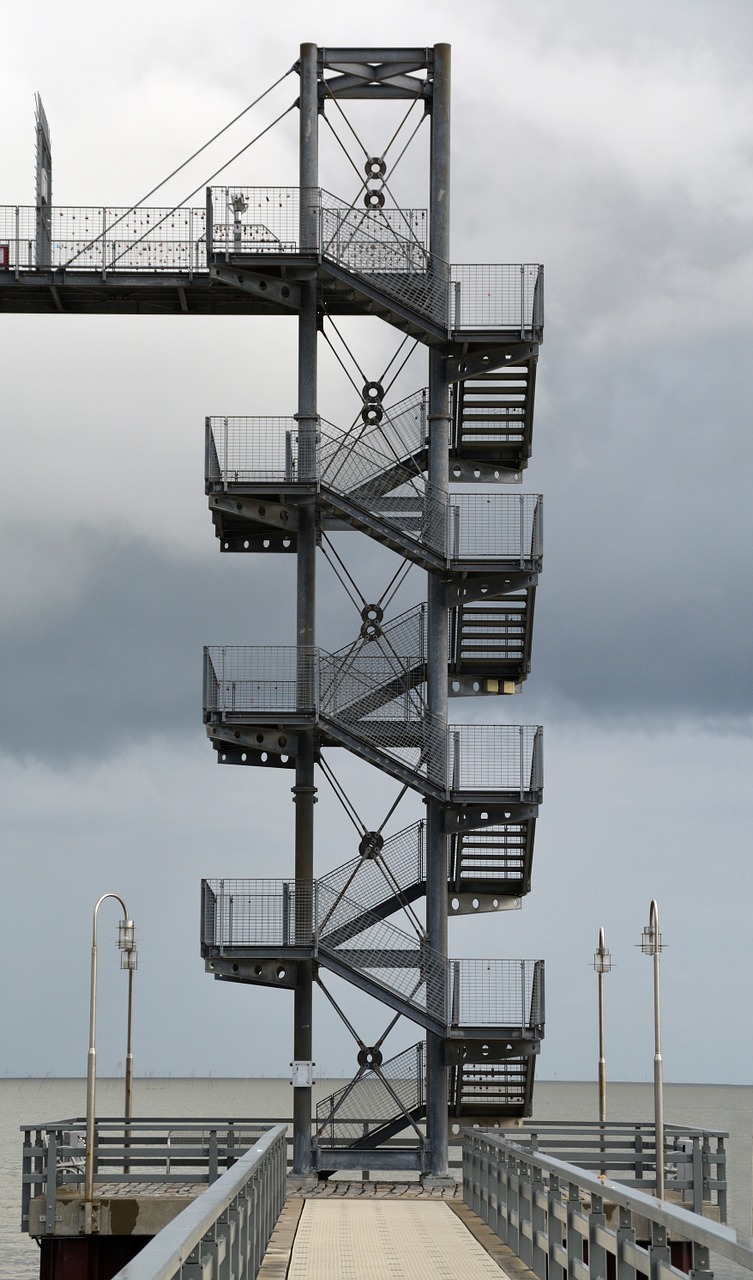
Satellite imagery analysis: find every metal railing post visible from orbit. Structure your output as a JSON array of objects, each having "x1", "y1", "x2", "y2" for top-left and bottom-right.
[
  {"x1": 530, "y1": 1167, "x2": 547, "y2": 1280},
  {"x1": 693, "y1": 1135, "x2": 703, "y2": 1215},
  {"x1": 547, "y1": 1173, "x2": 565, "y2": 1280},
  {"x1": 589, "y1": 1191, "x2": 607, "y2": 1280},
  {"x1": 616, "y1": 1204, "x2": 636, "y2": 1280},
  {"x1": 206, "y1": 187, "x2": 213, "y2": 260},
  {"x1": 566, "y1": 1181, "x2": 581, "y2": 1280},
  {"x1": 521, "y1": 959, "x2": 526, "y2": 1035},
  {"x1": 282, "y1": 882, "x2": 290, "y2": 948},
  {"x1": 208, "y1": 1129, "x2": 219, "y2": 1184},
  {"x1": 648, "y1": 1221, "x2": 671, "y2": 1280},
  {"x1": 44, "y1": 1130, "x2": 58, "y2": 1235}
]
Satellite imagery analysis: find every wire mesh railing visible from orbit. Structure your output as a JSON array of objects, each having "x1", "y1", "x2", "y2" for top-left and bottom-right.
[
  {"x1": 448, "y1": 724, "x2": 543, "y2": 797},
  {"x1": 202, "y1": 875, "x2": 544, "y2": 1036},
  {"x1": 1, "y1": 195, "x2": 544, "y2": 333},
  {"x1": 449, "y1": 959, "x2": 544, "y2": 1031},
  {"x1": 201, "y1": 879, "x2": 314, "y2": 949},
  {"x1": 448, "y1": 493, "x2": 543, "y2": 563},
  {"x1": 316, "y1": 880, "x2": 446, "y2": 1026},
  {"x1": 205, "y1": 417, "x2": 542, "y2": 566},
  {"x1": 203, "y1": 647, "x2": 543, "y2": 798},
  {"x1": 315, "y1": 1043, "x2": 425, "y2": 1148},
  {"x1": 318, "y1": 821, "x2": 426, "y2": 922},
  {"x1": 319, "y1": 652, "x2": 448, "y2": 789},
  {"x1": 202, "y1": 645, "x2": 317, "y2": 716},
  {"x1": 0, "y1": 205, "x2": 209, "y2": 272},
  {"x1": 205, "y1": 416, "x2": 300, "y2": 485},
  {"x1": 205, "y1": 394, "x2": 426, "y2": 491},
  {"x1": 450, "y1": 264, "x2": 543, "y2": 334}
]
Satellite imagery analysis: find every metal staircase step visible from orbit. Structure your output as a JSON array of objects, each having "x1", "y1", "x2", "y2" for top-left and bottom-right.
[
  {"x1": 449, "y1": 1055, "x2": 535, "y2": 1119},
  {"x1": 452, "y1": 363, "x2": 537, "y2": 474}
]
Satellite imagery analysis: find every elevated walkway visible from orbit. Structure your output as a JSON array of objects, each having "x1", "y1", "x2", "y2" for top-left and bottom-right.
[
  {"x1": 275, "y1": 1195, "x2": 512, "y2": 1278},
  {"x1": 0, "y1": 190, "x2": 543, "y2": 332}
]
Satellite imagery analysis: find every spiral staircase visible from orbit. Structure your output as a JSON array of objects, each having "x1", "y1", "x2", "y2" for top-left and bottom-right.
[{"x1": 199, "y1": 47, "x2": 546, "y2": 1175}]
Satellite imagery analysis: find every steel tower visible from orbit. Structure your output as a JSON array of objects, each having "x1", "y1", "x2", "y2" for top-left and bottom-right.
[
  {"x1": 0, "y1": 44, "x2": 545, "y2": 1182},
  {"x1": 200, "y1": 45, "x2": 545, "y2": 1178}
]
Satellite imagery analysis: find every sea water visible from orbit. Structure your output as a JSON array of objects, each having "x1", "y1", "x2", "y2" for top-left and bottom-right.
[{"x1": 2, "y1": 1078, "x2": 751, "y2": 1280}]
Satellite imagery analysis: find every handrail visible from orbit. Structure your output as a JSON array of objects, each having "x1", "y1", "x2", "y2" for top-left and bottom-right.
[
  {"x1": 111, "y1": 1123, "x2": 286, "y2": 1279},
  {"x1": 464, "y1": 1129, "x2": 745, "y2": 1280},
  {"x1": 21, "y1": 1117, "x2": 280, "y2": 1235},
  {"x1": 0, "y1": 195, "x2": 544, "y2": 337}
]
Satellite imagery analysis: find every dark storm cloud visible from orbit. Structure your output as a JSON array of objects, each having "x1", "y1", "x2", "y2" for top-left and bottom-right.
[
  {"x1": 528, "y1": 330, "x2": 753, "y2": 720},
  {"x1": 1, "y1": 535, "x2": 295, "y2": 762}
]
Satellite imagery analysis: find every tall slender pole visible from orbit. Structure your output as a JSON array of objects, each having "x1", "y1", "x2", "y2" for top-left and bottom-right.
[
  {"x1": 292, "y1": 40, "x2": 319, "y2": 1178},
  {"x1": 84, "y1": 892, "x2": 132, "y2": 1232},
  {"x1": 425, "y1": 41, "x2": 452, "y2": 1181},
  {"x1": 594, "y1": 927, "x2": 610, "y2": 1124},
  {"x1": 651, "y1": 901, "x2": 665, "y2": 1199},
  {"x1": 125, "y1": 965, "x2": 134, "y2": 1125},
  {"x1": 594, "y1": 926, "x2": 611, "y2": 1178},
  {"x1": 641, "y1": 899, "x2": 664, "y2": 1198}
]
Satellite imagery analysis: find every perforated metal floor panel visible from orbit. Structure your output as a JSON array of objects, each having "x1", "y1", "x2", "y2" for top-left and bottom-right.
[{"x1": 287, "y1": 1198, "x2": 508, "y2": 1278}]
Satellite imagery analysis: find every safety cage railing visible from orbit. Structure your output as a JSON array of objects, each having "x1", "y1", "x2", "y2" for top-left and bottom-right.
[
  {"x1": 315, "y1": 1042, "x2": 426, "y2": 1149},
  {"x1": 203, "y1": 647, "x2": 543, "y2": 799},
  {"x1": 205, "y1": 414, "x2": 543, "y2": 566},
  {"x1": 1, "y1": 194, "x2": 543, "y2": 334},
  {"x1": 0, "y1": 204, "x2": 209, "y2": 274},
  {"x1": 201, "y1": 878, "x2": 544, "y2": 1035},
  {"x1": 202, "y1": 645, "x2": 318, "y2": 718}
]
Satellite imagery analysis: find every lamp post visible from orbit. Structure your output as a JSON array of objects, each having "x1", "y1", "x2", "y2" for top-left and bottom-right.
[
  {"x1": 593, "y1": 927, "x2": 611, "y2": 1125},
  {"x1": 84, "y1": 893, "x2": 138, "y2": 1231},
  {"x1": 640, "y1": 899, "x2": 665, "y2": 1199}
]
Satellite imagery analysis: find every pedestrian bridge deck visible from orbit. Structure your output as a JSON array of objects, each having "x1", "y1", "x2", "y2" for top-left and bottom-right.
[{"x1": 260, "y1": 1181, "x2": 520, "y2": 1279}]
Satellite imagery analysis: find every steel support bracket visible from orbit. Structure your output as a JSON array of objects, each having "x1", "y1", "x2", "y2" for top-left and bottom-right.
[
  {"x1": 448, "y1": 893, "x2": 522, "y2": 916},
  {"x1": 445, "y1": 343, "x2": 539, "y2": 381},
  {"x1": 209, "y1": 263, "x2": 302, "y2": 310},
  {"x1": 209, "y1": 493, "x2": 300, "y2": 533},
  {"x1": 443, "y1": 573, "x2": 538, "y2": 605},
  {"x1": 441, "y1": 803, "x2": 539, "y2": 833}
]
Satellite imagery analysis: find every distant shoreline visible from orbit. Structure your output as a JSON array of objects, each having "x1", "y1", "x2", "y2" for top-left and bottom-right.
[{"x1": 1, "y1": 1076, "x2": 748, "y2": 1087}]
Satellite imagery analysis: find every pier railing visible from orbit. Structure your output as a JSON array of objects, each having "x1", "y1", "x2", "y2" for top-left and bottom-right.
[
  {"x1": 109, "y1": 1123, "x2": 286, "y2": 1280},
  {"x1": 464, "y1": 1129, "x2": 743, "y2": 1280},
  {"x1": 21, "y1": 1118, "x2": 279, "y2": 1236},
  {"x1": 513, "y1": 1120, "x2": 727, "y2": 1219}
]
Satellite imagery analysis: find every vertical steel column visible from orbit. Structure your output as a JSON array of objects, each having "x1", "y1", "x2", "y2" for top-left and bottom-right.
[
  {"x1": 425, "y1": 41, "x2": 452, "y2": 1179},
  {"x1": 292, "y1": 41, "x2": 319, "y2": 1177}
]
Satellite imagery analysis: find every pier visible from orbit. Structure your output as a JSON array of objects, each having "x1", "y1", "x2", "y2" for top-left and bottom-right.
[{"x1": 20, "y1": 1116, "x2": 736, "y2": 1278}]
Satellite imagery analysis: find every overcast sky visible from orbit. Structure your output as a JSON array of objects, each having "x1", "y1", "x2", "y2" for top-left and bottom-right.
[{"x1": 1, "y1": 0, "x2": 752, "y2": 1101}]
